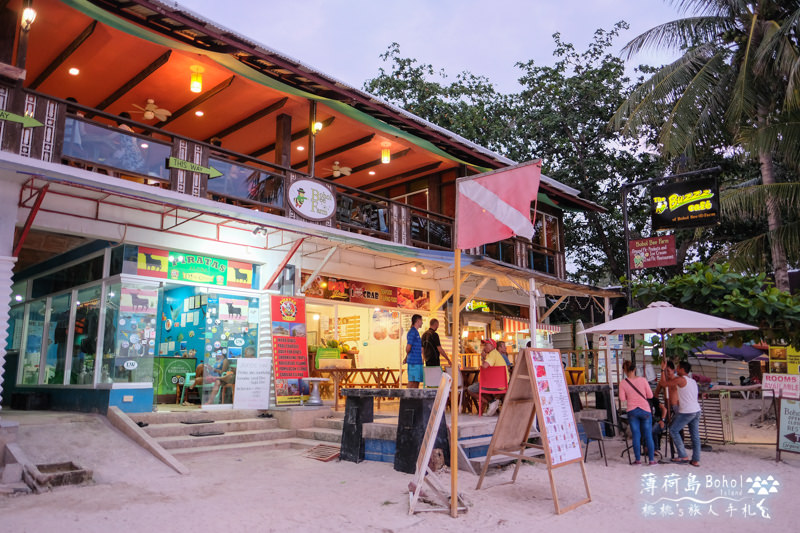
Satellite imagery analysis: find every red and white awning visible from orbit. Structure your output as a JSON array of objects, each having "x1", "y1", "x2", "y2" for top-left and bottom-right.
[{"x1": 502, "y1": 317, "x2": 561, "y2": 334}]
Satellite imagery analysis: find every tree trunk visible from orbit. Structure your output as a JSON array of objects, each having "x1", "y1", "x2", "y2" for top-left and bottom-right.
[
  {"x1": 757, "y1": 106, "x2": 789, "y2": 292},
  {"x1": 758, "y1": 151, "x2": 789, "y2": 291}
]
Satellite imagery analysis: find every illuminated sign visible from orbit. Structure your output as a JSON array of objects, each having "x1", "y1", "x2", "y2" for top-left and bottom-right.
[
  {"x1": 651, "y1": 176, "x2": 719, "y2": 230},
  {"x1": 287, "y1": 178, "x2": 336, "y2": 222},
  {"x1": 466, "y1": 300, "x2": 490, "y2": 312},
  {"x1": 640, "y1": 472, "x2": 778, "y2": 519},
  {"x1": 136, "y1": 247, "x2": 253, "y2": 288}
]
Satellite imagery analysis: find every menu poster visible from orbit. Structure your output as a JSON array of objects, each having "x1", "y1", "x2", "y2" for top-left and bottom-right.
[
  {"x1": 530, "y1": 349, "x2": 582, "y2": 466},
  {"x1": 271, "y1": 295, "x2": 309, "y2": 405}
]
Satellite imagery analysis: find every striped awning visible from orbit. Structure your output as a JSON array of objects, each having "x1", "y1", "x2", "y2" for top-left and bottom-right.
[{"x1": 502, "y1": 317, "x2": 561, "y2": 334}]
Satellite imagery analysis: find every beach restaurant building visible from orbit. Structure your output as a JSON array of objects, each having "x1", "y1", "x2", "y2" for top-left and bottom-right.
[{"x1": 0, "y1": 0, "x2": 619, "y2": 413}]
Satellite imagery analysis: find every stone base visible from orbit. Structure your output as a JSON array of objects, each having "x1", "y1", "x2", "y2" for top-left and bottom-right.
[{"x1": 0, "y1": 419, "x2": 19, "y2": 449}]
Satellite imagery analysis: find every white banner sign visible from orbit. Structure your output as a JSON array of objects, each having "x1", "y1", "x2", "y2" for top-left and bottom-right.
[{"x1": 233, "y1": 358, "x2": 272, "y2": 409}]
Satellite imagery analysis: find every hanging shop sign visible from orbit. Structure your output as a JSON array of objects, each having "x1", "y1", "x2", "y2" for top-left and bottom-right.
[
  {"x1": 300, "y1": 273, "x2": 429, "y2": 310},
  {"x1": 466, "y1": 300, "x2": 490, "y2": 312},
  {"x1": 651, "y1": 176, "x2": 719, "y2": 230},
  {"x1": 769, "y1": 345, "x2": 789, "y2": 374},
  {"x1": 135, "y1": 247, "x2": 253, "y2": 288},
  {"x1": 271, "y1": 295, "x2": 309, "y2": 405},
  {"x1": 628, "y1": 235, "x2": 677, "y2": 270},
  {"x1": 286, "y1": 174, "x2": 336, "y2": 225}
]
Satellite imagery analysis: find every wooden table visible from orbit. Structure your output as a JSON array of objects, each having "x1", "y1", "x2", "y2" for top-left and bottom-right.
[{"x1": 316, "y1": 368, "x2": 402, "y2": 411}]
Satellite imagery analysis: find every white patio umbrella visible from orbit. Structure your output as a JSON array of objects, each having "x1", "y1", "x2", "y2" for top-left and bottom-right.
[{"x1": 582, "y1": 301, "x2": 759, "y2": 357}]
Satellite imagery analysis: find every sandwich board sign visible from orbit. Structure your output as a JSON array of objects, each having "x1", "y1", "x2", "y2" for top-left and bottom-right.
[{"x1": 475, "y1": 348, "x2": 591, "y2": 514}]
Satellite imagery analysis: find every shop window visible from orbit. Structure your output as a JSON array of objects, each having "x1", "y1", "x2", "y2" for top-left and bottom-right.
[
  {"x1": 19, "y1": 301, "x2": 45, "y2": 385},
  {"x1": 7, "y1": 304, "x2": 24, "y2": 352},
  {"x1": 102, "y1": 282, "x2": 157, "y2": 384},
  {"x1": 69, "y1": 286, "x2": 102, "y2": 385},
  {"x1": 31, "y1": 255, "x2": 104, "y2": 299},
  {"x1": 44, "y1": 293, "x2": 72, "y2": 385}
]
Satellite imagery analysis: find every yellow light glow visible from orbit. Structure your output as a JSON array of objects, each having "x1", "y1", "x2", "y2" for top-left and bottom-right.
[
  {"x1": 21, "y1": 7, "x2": 36, "y2": 31},
  {"x1": 368, "y1": 170, "x2": 376, "y2": 175},
  {"x1": 312, "y1": 121, "x2": 323, "y2": 134},
  {"x1": 492, "y1": 332, "x2": 501, "y2": 341},
  {"x1": 68, "y1": 67, "x2": 80, "y2": 76},
  {"x1": 461, "y1": 330, "x2": 469, "y2": 339},
  {"x1": 195, "y1": 110, "x2": 204, "y2": 117},
  {"x1": 190, "y1": 72, "x2": 202, "y2": 93},
  {"x1": 381, "y1": 148, "x2": 391, "y2": 164},
  {"x1": 313, "y1": 314, "x2": 320, "y2": 321}
]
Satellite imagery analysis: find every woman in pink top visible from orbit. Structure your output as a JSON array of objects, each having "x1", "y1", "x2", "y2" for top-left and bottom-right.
[{"x1": 619, "y1": 360, "x2": 656, "y2": 465}]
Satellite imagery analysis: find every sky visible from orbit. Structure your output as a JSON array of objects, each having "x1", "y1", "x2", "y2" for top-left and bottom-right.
[{"x1": 174, "y1": 0, "x2": 685, "y2": 93}]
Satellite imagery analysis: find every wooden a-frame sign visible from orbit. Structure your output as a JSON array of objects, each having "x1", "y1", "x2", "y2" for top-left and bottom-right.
[
  {"x1": 476, "y1": 348, "x2": 591, "y2": 514},
  {"x1": 408, "y1": 373, "x2": 467, "y2": 515}
]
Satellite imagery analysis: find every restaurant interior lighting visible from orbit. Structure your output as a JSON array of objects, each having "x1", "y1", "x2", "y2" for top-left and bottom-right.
[
  {"x1": 461, "y1": 330, "x2": 469, "y2": 338},
  {"x1": 381, "y1": 143, "x2": 391, "y2": 164},
  {"x1": 190, "y1": 65, "x2": 204, "y2": 93},
  {"x1": 68, "y1": 67, "x2": 79, "y2": 76},
  {"x1": 14, "y1": 294, "x2": 23, "y2": 302},
  {"x1": 297, "y1": 146, "x2": 305, "y2": 151},
  {"x1": 368, "y1": 170, "x2": 375, "y2": 175},
  {"x1": 492, "y1": 332, "x2": 501, "y2": 341},
  {"x1": 21, "y1": 7, "x2": 36, "y2": 31},
  {"x1": 410, "y1": 262, "x2": 427, "y2": 274},
  {"x1": 195, "y1": 110, "x2": 204, "y2": 117},
  {"x1": 312, "y1": 121, "x2": 323, "y2": 134},
  {"x1": 313, "y1": 314, "x2": 320, "y2": 321}
]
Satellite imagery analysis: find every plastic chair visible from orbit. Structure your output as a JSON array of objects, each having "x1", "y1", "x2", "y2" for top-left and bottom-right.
[
  {"x1": 179, "y1": 372, "x2": 220, "y2": 405},
  {"x1": 478, "y1": 366, "x2": 508, "y2": 416},
  {"x1": 583, "y1": 418, "x2": 611, "y2": 466},
  {"x1": 423, "y1": 366, "x2": 444, "y2": 388}
]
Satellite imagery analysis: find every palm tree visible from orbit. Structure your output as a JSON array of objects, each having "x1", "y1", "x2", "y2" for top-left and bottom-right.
[{"x1": 612, "y1": 0, "x2": 800, "y2": 290}]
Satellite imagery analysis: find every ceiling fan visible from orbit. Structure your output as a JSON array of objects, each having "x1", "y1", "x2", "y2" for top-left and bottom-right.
[
  {"x1": 329, "y1": 161, "x2": 352, "y2": 177},
  {"x1": 130, "y1": 98, "x2": 172, "y2": 122}
]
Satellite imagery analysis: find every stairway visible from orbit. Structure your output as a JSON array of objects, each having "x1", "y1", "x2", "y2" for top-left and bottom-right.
[
  {"x1": 128, "y1": 409, "x2": 299, "y2": 459},
  {"x1": 296, "y1": 414, "x2": 345, "y2": 444}
]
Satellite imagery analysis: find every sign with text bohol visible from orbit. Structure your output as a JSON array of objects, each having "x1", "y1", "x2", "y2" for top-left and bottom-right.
[
  {"x1": 629, "y1": 235, "x2": 677, "y2": 270},
  {"x1": 271, "y1": 295, "x2": 309, "y2": 405},
  {"x1": 651, "y1": 176, "x2": 719, "y2": 231}
]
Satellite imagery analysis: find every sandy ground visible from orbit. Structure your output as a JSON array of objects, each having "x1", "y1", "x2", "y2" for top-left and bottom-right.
[{"x1": 1, "y1": 397, "x2": 798, "y2": 533}]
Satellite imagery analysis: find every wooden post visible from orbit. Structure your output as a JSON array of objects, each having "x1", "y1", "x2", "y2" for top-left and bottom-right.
[
  {"x1": 450, "y1": 248, "x2": 461, "y2": 517},
  {"x1": 529, "y1": 277, "x2": 537, "y2": 348}
]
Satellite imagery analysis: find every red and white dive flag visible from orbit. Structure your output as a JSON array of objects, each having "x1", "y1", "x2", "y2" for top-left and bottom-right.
[{"x1": 455, "y1": 160, "x2": 541, "y2": 250}]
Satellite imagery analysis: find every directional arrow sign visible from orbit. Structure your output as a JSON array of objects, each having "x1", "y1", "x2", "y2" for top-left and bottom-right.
[
  {"x1": 0, "y1": 110, "x2": 43, "y2": 128},
  {"x1": 166, "y1": 156, "x2": 222, "y2": 178},
  {"x1": 785, "y1": 432, "x2": 800, "y2": 443}
]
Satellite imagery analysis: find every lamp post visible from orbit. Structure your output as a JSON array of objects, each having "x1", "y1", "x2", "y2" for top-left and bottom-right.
[{"x1": 15, "y1": 1, "x2": 36, "y2": 72}]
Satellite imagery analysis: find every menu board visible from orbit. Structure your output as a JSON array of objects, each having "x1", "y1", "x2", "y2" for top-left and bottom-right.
[
  {"x1": 271, "y1": 295, "x2": 309, "y2": 405},
  {"x1": 530, "y1": 349, "x2": 582, "y2": 465},
  {"x1": 234, "y1": 358, "x2": 271, "y2": 409}
]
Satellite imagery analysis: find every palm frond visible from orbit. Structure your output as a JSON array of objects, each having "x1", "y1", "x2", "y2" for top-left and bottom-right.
[
  {"x1": 669, "y1": 0, "x2": 741, "y2": 18},
  {"x1": 738, "y1": 118, "x2": 800, "y2": 170},
  {"x1": 712, "y1": 219, "x2": 800, "y2": 271},
  {"x1": 725, "y1": 12, "x2": 759, "y2": 127},
  {"x1": 721, "y1": 182, "x2": 800, "y2": 220},
  {"x1": 621, "y1": 16, "x2": 734, "y2": 59},
  {"x1": 753, "y1": 8, "x2": 800, "y2": 109}
]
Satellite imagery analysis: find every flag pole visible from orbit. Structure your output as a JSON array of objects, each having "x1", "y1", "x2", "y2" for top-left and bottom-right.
[{"x1": 450, "y1": 247, "x2": 461, "y2": 518}]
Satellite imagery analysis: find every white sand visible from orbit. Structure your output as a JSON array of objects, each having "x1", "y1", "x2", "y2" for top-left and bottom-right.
[{"x1": 1, "y1": 397, "x2": 797, "y2": 533}]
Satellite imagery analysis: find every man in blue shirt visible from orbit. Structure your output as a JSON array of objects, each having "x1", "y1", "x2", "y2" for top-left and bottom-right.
[{"x1": 403, "y1": 314, "x2": 424, "y2": 388}]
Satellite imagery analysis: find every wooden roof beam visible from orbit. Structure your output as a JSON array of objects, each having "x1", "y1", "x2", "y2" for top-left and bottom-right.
[
  {"x1": 204, "y1": 96, "x2": 288, "y2": 142},
  {"x1": 91, "y1": 50, "x2": 172, "y2": 114},
  {"x1": 155, "y1": 75, "x2": 235, "y2": 128},
  {"x1": 326, "y1": 148, "x2": 411, "y2": 180},
  {"x1": 247, "y1": 116, "x2": 336, "y2": 158},
  {"x1": 362, "y1": 161, "x2": 442, "y2": 191},
  {"x1": 292, "y1": 133, "x2": 375, "y2": 170},
  {"x1": 28, "y1": 21, "x2": 97, "y2": 90}
]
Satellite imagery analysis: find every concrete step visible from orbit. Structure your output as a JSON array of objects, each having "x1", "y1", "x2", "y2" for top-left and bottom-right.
[
  {"x1": 144, "y1": 418, "x2": 279, "y2": 438},
  {"x1": 130, "y1": 409, "x2": 263, "y2": 425},
  {"x1": 295, "y1": 427, "x2": 342, "y2": 444},
  {"x1": 156, "y1": 428, "x2": 294, "y2": 450},
  {"x1": 170, "y1": 438, "x2": 328, "y2": 458},
  {"x1": 313, "y1": 417, "x2": 344, "y2": 430}
]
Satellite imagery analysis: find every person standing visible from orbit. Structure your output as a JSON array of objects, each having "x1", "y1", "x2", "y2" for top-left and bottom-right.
[
  {"x1": 422, "y1": 318, "x2": 451, "y2": 367},
  {"x1": 661, "y1": 359, "x2": 702, "y2": 467},
  {"x1": 619, "y1": 360, "x2": 656, "y2": 465},
  {"x1": 403, "y1": 314, "x2": 424, "y2": 388}
]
